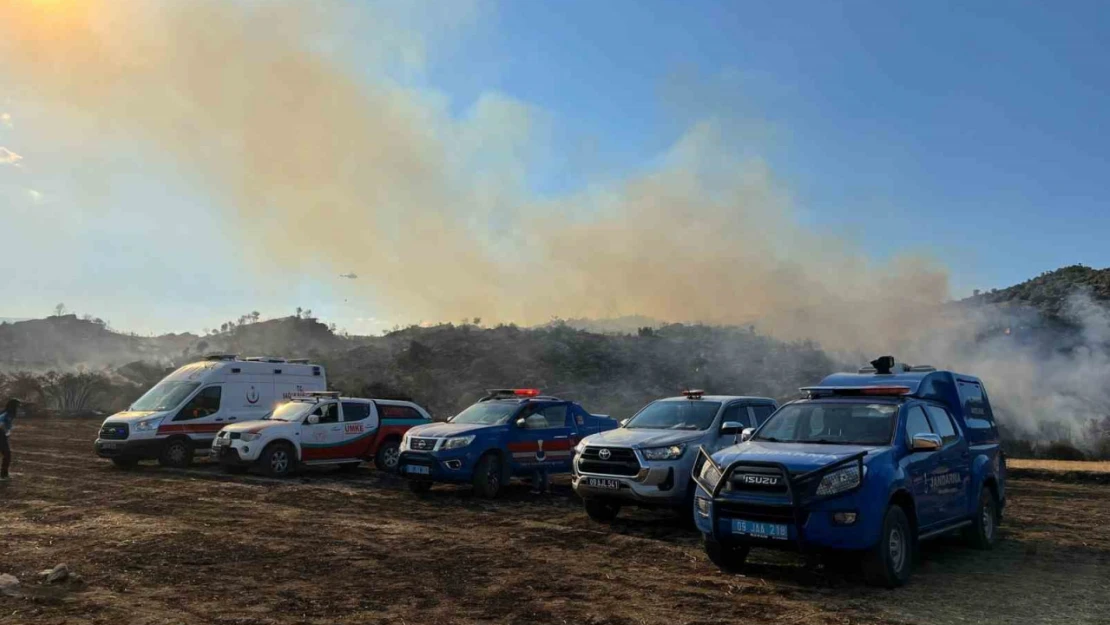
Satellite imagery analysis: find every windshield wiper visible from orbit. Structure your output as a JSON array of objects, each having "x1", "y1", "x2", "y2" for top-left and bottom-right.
[{"x1": 757, "y1": 436, "x2": 785, "y2": 442}]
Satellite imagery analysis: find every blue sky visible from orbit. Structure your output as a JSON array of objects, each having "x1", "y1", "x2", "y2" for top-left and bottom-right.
[
  {"x1": 443, "y1": 0, "x2": 1110, "y2": 290},
  {"x1": 2, "y1": 0, "x2": 1108, "y2": 334}
]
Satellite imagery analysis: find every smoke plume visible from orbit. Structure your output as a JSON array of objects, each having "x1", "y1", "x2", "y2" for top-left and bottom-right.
[
  {"x1": 0, "y1": 0, "x2": 949, "y2": 352},
  {"x1": 4, "y1": 1, "x2": 1107, "y2": 446}
]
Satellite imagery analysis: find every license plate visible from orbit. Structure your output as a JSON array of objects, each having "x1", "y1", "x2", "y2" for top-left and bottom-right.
[
  {"x1": 403, "y1": 465, "x2": 430, "y2": 475},
  {"x1": 731, "y1": 519, "x2": 789, "y2": 540},
  {"x1": 99, "y1": 441, "x2": 119, "y2": 449},
  {"x1": 586, "y1": 477, "x2": 621, "y2": 490}
]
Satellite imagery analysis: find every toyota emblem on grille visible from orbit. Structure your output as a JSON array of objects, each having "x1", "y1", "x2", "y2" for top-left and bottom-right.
[{"x1": 598, "y1": 448, "x2": 611, "y2": 460}]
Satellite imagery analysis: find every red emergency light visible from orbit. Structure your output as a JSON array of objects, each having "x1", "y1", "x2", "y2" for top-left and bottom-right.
[
  {"x1": 513, "y1": 388, "x2": 542, "y2": 397},
  {"x1": 681, "y1": 389, "x2": 706, "y2": 399}
]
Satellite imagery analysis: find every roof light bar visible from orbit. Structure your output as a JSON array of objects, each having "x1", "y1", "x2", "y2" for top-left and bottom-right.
[
  {"x1": 681, "y1": 389, "x2": 706, "y2": 399},
  {"x1": 801, "y1": 385, "x2": 912, "y2": 397}
]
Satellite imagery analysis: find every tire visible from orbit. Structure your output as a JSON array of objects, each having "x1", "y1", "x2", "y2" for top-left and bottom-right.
[
  {"x1": 471, "y1": 453, "x2": 503, "y2": 499},
  {"x1": 704, "y1": 538, "x2": 750, "y2": 572},
  {"x1": 374, "y1": 439, "x2": 401, "y2": 473},
  {"x1": 157, "y1": 438, "x2": 193, "y2": 469},
  {"x1": 259, "y1": 442, "x2": 296, "y2": 478},
  {"x1": 110, "y1": 457, "x2": 139, "y2": 469},
  {"x1": 964, "y1": 486, "x2": 998, "y2": 550},
  {"x1": 222, "y1": 465, "x2": 249, "y2": 475},
  {"x1": 408, "y1": 480, "x2": 432, "y2": 494},
  {"x1": 863, "y1": 505, "x2": 914, "y2": 588},
  {"x1": 584, "y1": 499, "x2": 622, "y2": 523}
]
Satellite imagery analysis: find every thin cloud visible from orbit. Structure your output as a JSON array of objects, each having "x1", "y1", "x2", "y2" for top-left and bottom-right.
[{"x1": 0, "y1": 146, "x2": 22, "y2": 165}]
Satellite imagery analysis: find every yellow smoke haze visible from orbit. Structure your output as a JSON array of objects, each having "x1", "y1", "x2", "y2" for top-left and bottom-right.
[{"x1": 0, "y1": 0, "x2": 950, "y2": 351}]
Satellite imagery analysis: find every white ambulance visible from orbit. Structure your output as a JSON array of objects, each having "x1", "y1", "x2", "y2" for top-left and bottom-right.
[{"x1": 94, "y1": 355, "x2": 326, "y2": 468}]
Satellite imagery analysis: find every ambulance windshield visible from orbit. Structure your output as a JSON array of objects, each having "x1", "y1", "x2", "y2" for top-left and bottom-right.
[
  {"x1": 131, "y1": 381, "x2": 201, "y2": 412},
  {"x1": 267, "y1": 401, "x2": 315, "y2": 422}
]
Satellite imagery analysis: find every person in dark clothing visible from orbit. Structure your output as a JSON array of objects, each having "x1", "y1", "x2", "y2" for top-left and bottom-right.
[{"x1": 0, "y1": 398, "x2": 20, "y2": 480}]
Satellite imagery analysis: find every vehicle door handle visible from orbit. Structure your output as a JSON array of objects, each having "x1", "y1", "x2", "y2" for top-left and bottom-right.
[{"x1": 228, "y1": 417, "x2": 237, "y2": 421}]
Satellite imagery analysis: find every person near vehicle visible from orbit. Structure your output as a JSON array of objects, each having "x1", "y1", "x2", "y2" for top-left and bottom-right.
[{"x1": 0, "y1": 398, "x2": 20, "y2": 481}]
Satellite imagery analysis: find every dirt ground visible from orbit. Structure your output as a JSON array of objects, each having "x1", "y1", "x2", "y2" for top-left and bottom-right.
[{"x1": 2, "y1": 419, "x2": 1108, "y2": 625}]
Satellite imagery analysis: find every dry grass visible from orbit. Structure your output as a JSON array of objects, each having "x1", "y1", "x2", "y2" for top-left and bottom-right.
[{"x1": 1008, "y1": 458, "x2": 1110, "y2": 473}]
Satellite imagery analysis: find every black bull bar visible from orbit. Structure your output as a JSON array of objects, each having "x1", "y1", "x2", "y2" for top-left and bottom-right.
[{"x1": 692, "y1": 446, "x2": 867, "y2": 551}]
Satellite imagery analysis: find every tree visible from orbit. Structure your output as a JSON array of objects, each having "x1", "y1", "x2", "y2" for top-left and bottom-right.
[
  {"x1": 54, "y1": 303, "x2": 66, "y2": 317},
  {"x1": 251, "y1": 311, "x2": 261, "y2": 323},
  {"x1": 41, "y1": 371, "x2": 111, "y2": 414},
  {"x1": 303, "y1": 309, "x2": 313, "y2": 319},
  {"x1": 296, "y1": 307, "x2": 303, "y2": 319}
]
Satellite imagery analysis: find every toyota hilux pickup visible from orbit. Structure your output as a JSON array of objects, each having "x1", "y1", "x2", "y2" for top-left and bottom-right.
[
  {"x1": 398, "y1": 389, "x2": 618, "y2": 498},
  {"x1": 572, "y1": 391, "x2": 777, "y2": 522},
  {"x1": 693, "y1": 357, "x2": 1006, "y2": 587}
]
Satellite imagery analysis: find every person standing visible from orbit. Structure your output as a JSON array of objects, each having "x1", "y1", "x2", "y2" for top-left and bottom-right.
[{"x1": 0, "y1": 398, "x2": 19, "y2": 481}]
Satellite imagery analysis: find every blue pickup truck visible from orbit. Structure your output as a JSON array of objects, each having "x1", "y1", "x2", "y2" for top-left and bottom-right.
[
  {"x1": 399, "y1": 389, "x2": 619, "y2": 498},
  {"x1": 693, "y1": 357, "x2": 1007, "y2": 587}
]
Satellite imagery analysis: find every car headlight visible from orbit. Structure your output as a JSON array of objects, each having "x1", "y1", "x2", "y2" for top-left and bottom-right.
[
  {"x1": 698, "y1": 459, "x2": 723, "y2": 491},
  {"x1": 400, "y1": 432, "x2": 411, "y2": 451},
  {"x1": 240, "y1": 432, "x2": 263, "y2": 443},
  {"x1": 641, "y1": 444, "x2": 686, "y2": 461},
  {"x1": 133, "y1": 417, "x2": 163, "y2": 432},
  {"x1": 441, "y1": 435, "x2": 475, "y2": 450},
  {"x1": 815, "y1": 464, "x2": 863, "y2": 497}
]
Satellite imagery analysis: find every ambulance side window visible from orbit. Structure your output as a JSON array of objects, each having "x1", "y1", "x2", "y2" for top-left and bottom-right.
[
  {"x1": 175, "y1": 386, "x2": 222, "y2": 421},
  {"x1": 312, "y1": 403, "x2": 339, "y2": 424},
  {"x1": 342, "y1": 402, "x2": 371, "y2": 422}
]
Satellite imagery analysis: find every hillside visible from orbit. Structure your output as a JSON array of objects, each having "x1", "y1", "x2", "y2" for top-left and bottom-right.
[
  {"x1": 962, "y1": 264, "x2": 1110, "y2": 319},
  {"x1": 2, "y1": 265, "x2": 1109, "y2": 456}
]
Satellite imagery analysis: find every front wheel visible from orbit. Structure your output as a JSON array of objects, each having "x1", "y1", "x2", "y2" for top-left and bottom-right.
[
  {"x1": 260, "y1": 442, "x2": 296, "y2": 478},
  {"x1": 704, "y1": 539, "x2": 750, "y2": 572},
  {"x1": 964, "y1": 487, "x2": 998, "y2": 550},
  {"x1": 374, "y1": 440, "x2": 401, "y2": 473},
  {"x1": 472, "y1": 454, "x2": 503, "y2": 499},
  {"x1": 157, "y1": 438, "x2": 193, "y2": 469},
  {"x1": 863, "y1": 505, "x2": 914, "y2": 588},
  {"x1": 584, "y1": 499, "x2": 622, "y2": 523}
]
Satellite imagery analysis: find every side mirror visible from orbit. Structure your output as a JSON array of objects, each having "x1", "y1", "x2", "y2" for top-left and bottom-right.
[
  {"x1": 911, "y1": 433, "x2": 942, "y2": 451},
  {"x1": 515, "y1": 417, "x2": 526, "y2": 428},
  {"x1": 720, "y1": 421, "x2": 745, "y2": 436},
  {"x1": 740, "y1": 427, "x2": 755, "y2": 442},
  {"x1": 307, "y1": 414, "x2": 320, "y2": 425}
]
